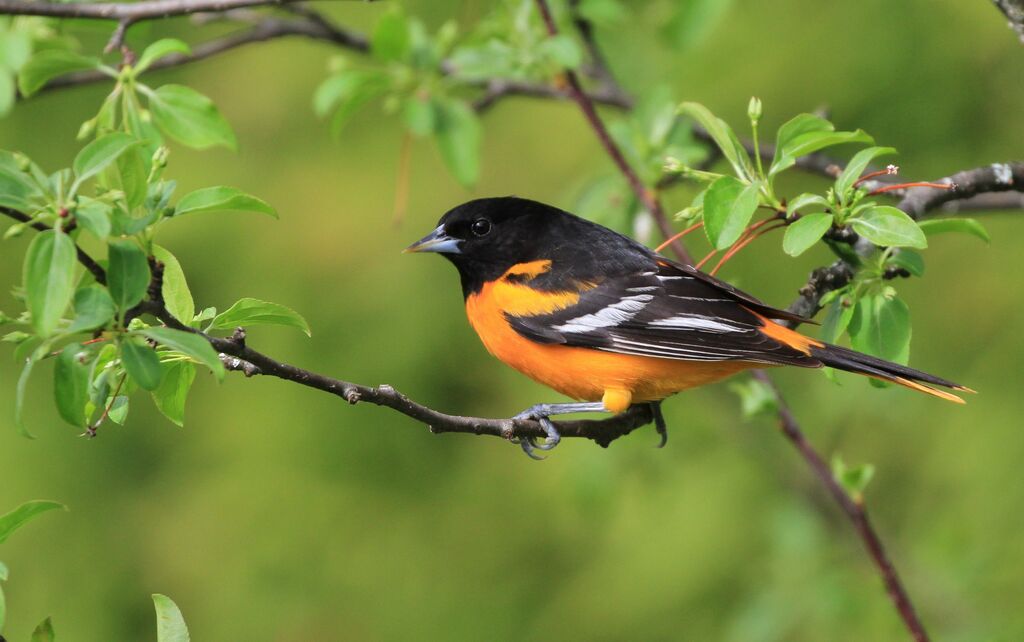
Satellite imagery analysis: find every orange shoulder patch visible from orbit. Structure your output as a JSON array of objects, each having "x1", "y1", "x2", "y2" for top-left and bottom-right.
[{"x1": 750, "y1": 310, "x2": 823, "y2": 355}]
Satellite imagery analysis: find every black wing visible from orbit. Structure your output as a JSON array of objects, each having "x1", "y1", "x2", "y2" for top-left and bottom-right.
[{"x1": 507, "y1": 260, "x2": 819, "y2": 367}]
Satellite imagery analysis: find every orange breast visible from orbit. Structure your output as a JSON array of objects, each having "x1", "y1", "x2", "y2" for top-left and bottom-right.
[{"x1": 465, "y1": 264, "x2": 755, "y2": 410}]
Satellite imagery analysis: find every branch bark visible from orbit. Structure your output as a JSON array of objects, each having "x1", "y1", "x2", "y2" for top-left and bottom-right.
[
  {"x1": 532, "y1": 0, "x2": 691, "y2": 264},
  {"x1": 136, "y1": 301, "x2": 655, "y2": 447},
  {"x1": 751, "y1": 371, "x2": 930, "y2": 642},
  {"x1": 992, "y1": 0, "x2": 1024, "y2": 43},
  {"x1": 0, "y1": 0, "x2": 304, "y2": 20}
]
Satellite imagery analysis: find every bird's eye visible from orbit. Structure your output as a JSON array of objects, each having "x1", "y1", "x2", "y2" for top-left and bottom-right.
[{"x1": 471, "y1": 219, "x2": 492, "y2": 237}]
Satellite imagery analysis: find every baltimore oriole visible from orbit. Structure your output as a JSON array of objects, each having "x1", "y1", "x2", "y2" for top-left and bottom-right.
[{"x1": 406, "y1": 197, "x2": 969, "y2": 457}]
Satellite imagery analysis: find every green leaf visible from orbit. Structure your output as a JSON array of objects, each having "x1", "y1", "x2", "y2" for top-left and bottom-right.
[
  {"x1": 117, "y1": 145, "x2": 150, "y2": 210},
  {"x1": 18, "y1": 49, "x2": 103, "y2": 97},
  {"x1": 678, "y1": 102, "x2": 753, "y2": 181},
  {"x1": 174, "y1": 186, "x2": 276, "y2": 218},
  {"x1": 107, "y1": 395, "x2": 129, "y2": 425},
  {"x1": 918, "y1": 218, "x2": 990, "y2": 243},
  {"x1": 850, "y1": 205, "x2": 927, "y2": 248},
  {"x1": 434, "y1": 98, "x2": 480, "y2": 188},
  {"x1": 149, "y1": 84, "x2": 237, "y2": 151},
  {"x1": 0, "y1": 500, "x2": 66, "y2": 544},
  {"x1": 54, "y1": 344, "x2": 91, "y2": 428},
  {"x1": 135, "y1": 38, "x2": 191, "y2": 74},
  {"x1": 313, "y1": 70, "x2": 390, "y2": 135},
  {"x1": 782, "y1": 213, "x2": 833, "y2": 257},
  {"x1": 14, "y1": 345, "x2": 43, "y2": 438},
  {"x1": 68, "y1": 285, "x2": 116, "y2": 333},
  {"x1": 153, "y1": 594, "x2": 190, "y2": 642},
  {"x1": 139, "y1": 327, "x2": 225, "y2": 380},
  {"x1": 372, "y1": 10, "x2": 411, "y2": 61},
  {"x1": 728, "y1": 377, "x2": 778, "y2": 419},
  {"x1": 786, "y1": 192, "x2": 829, "y2": 214},
  {"x1": 210, "y1": 298, "x2": 311, "y2": 336},
  {"x1": 153, "y1": 246, "x2": 195, "y2": 325},
  {"x1": 74, "y1": 198, "x2": 112, "y2": 240},
  {"x1": 72, "y1": 132, "x2": 138, "y2": 191},
  {"x1": 848, "y1": 293, "x2": 911, "y2": 365},
  {"x1": 31, "y1": 615, "x2": 55, "y2": 642},
  {"x1": 152, "y1": 361, "x2": 196, "y2": 427},
  {"x1": 0, "y1": 70, "x2": 15, "y2": 118},
  {"x1": 0, "y1": 153, "x2": 44, "y2": 208},
  {"x1": 403, "y1": 95, "x2": 437, "y2": 137},
  {"x1": 538, "y1": 34, "x2": 582, "y2": 68},
  {"x1": 832, "y1": 454, "x2": 875, "y2": 500},
  {"x1": 776, "y1": 130, "x2": 874, "y2": 177},
  {"x1": 888, "y1": 248, "x2": 925, "y2": 277},
  {"x1": 24, "y1": 230, "x2": 76, "y2": 337},
  {"x1": 702, "y1": 175, "x2": 760, "y2": 249},
  {"x1": 820, "y1": 295, "x2": 855, "y2": 344},
  {"x1": 834, "y1": 146, "x2": 896, "y2": 197},
  {"x1": 771, "y1": 113, "x2": 832, "y2": 174},
  {"x1": 121, "y1": 338, "x2": 163, "y2": 390},
  {"x1": 107, "y1": 240, "x2": 151, "y2": 313}
]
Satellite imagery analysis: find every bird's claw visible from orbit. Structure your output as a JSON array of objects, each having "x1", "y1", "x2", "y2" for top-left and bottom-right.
[
  {"x1": 651, "y1": 401, "x2": 668, "y2": 448},
  {"x1": 513, "y1": 407, "x2": 562, "y2": 458}
]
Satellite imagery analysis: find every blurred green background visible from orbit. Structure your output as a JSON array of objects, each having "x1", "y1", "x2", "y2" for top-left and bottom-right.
[{"x1": 2, "y1": 1, "x2": 1023, "y2": 640}]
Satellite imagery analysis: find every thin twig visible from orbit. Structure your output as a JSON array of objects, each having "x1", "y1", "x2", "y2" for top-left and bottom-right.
[
  {"x1": 752, "y1": 370, "x2": 930, "y2": 642},
  {"x1": 0, "y1": 0, "x2": 305, "y2": 21},
  {"x1": 1, "y1": 206, "x2": 107, "y2": 285},
  {"x1": 39, "y1": 14, "x2": 369, "y2": 94},
  {"x1": 136, "y1": 301, "x2": 654, "y2": 447},
  {"x1": 532, "y1": 0, "x2": 691, "y2": 264}
]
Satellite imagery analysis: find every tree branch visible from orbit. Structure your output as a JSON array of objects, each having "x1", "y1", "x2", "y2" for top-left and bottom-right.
[
  {"x1": 897, "y1": 161, "x2": 1023, "y2": 218},
  {"x1": 135, "y1": 300, "x2": 655, "y2": 447},
  {"x1": 785, "y1": 162, "x2": 1024, "y2": 321},
  {"x1": 1, "y1": 206, "x2": 107, "y2": 285},
  {"x1": 0, "y1": 204, "x2": 656, "y2": 447},
  {"x1": 751, "y1": 370, "x2": 930, "y2": 642},
  {"x1": 0, "y1": 0, "x2": 306, "y2": 21},
  {"x1": 39, "y1": 14, "x2": 369, "y2": 94},
  {"x1": 532, "y1": 0, "x2": 691, "y2": 264},
  {"x1": 992, "y1": 0, "x2": 1024, "y2": 44}
]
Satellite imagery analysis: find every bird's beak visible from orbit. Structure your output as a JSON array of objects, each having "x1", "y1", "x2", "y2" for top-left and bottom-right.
[{"x1": 403, "y1": 225, "x2": 462, "y2": 254}]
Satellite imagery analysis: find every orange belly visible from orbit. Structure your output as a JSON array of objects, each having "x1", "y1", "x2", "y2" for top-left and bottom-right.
[{"x1": 465, "y1": 267, "x2": 757, "y2": 411}]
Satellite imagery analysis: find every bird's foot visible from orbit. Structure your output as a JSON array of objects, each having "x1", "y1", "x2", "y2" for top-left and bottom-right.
[
  {"x1": 650, "y1": 401, "x2": 668, "y2": 448},
  {"x1": 512, "y1": 402, "x2": 607, "y2": 459}
]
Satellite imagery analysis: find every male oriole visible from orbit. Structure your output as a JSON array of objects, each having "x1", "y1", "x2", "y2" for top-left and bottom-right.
[{"x1": 406, "y1": 197, "x2": 968, "y2": 457}]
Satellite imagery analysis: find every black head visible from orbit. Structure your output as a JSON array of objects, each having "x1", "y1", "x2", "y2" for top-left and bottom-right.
[{"x1": 405, "y1": 196, "x2": 655, "y2": 296}]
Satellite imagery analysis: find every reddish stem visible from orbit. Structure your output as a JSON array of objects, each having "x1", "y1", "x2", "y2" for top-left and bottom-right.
[
  {"x1": 532, "y1": 0, "x2": 693, "y2": 265},
  {"x1": 854, "y1": 166, "x2": 898, "y2": 187},
  {"x1": 710, "y1": 222, "x2": 785, "y2": 276},
  {"x1": 870, "y1": 182, "x2": 953, "y2": 196},
  {"x1": 654, "y1": 220, "x2": 703, "y2": 253}
]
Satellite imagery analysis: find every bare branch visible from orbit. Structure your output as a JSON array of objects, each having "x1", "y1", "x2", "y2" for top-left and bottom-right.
[
  {"x1": 751, "y1": 370, "x2": 930, "y2": 642},
  {"x1": 532, "y1": 0, "x2": 691, "y2": 264},
  {"x1": 992, "y1": 0, "x2": 1024, "y2": 43},
  {"x1": 137, "y1": 300, "x2": 655, "y2": 447},
  {"x1": 39, "y1": 14, "x2": 368, "y2": 94},
  {"x1": 0, "y1": 0, "x2": 306, "y2": 21},
  {"x1": 898, "y1": 162, "x2": 1023, "y2": 219}
]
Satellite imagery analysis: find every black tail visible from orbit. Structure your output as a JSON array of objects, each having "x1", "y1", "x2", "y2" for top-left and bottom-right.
[{"x1": 809, "y1": 343, "x2": 971, "y2": 404}]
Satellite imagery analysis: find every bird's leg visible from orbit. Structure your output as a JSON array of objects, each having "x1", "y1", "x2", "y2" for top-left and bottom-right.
[
  {"x1": 513, "y1": 402, "x2": 608, "y2": 459},
  {"x1": 650, "y1": 401, "x2": 668, "y2": 448}
]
